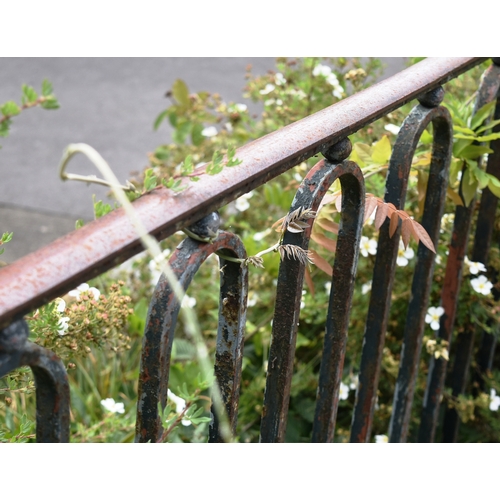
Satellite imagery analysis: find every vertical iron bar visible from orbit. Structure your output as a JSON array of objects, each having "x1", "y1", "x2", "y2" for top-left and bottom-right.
[
  {"x1": 388, "y1": 90, "x2": 453, "y2": 443},
  {"x1": 442, "y1": 65, "x2": 500, "y2": 441},
  {"x1": 1, "y1": 318, "x2": 70, "y2": 442},
  {"x1": 135, "y1": 231, "x2": 247, "y2": 443},
  {"x1": 351, "y1": 89, "x2": 451, "y2": 442},
  {"x1": 419, "y1": 62, "x2": 500, "y2": 442},
  {"x1": 311, "y1": 145, "x2": 365, "y2": 442},
  {"x1": 260, "y1": 138, "x2": 365, "y2": 442}
]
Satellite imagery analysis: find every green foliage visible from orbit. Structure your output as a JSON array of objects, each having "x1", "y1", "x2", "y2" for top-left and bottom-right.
[
  {"x1": 0, "y1": 79, "x2": 59, "y2": 145},
  {"x1": 3, "y1": 58, "x2": 500, "y2": 443},
  {"x1": 0, "y1": 231, "x2": 13, "y2": 256}
]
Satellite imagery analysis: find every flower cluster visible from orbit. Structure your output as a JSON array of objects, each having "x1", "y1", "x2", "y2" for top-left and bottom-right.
[
  {"x1": 312, "y1": 64, "x2": 344, "y2": 99},
  {"x1": 30, "y1": 281, "x2": 133, "y2": 365}
]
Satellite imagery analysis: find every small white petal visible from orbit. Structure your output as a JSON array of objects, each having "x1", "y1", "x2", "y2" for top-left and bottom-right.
[{"x1": 201, "y1": 126, "x2": 218, "y2": 137}]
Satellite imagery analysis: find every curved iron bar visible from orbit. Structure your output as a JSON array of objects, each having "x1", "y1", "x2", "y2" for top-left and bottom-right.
[
  {"x1": 259, "y1": 138, "x2": 365, "y2": 443},
  {"x1": 135, "y1": 230, "x2": 247, "y2": 443},
  {"x1": 419, "y1": 61, "x2": 500, "y2": 442},
  {"x1": 350, "y1": 88, "x2": 453, "y2": 442},
  {"x1": 388, "y1": 93, "x2": 453, "y2": 443},
  {"x1": 442, "y1": 62, "x2": 500, "y2": 442},
  {"x1": 0, "y1": 319, "x2": 70, "y2": 442}
]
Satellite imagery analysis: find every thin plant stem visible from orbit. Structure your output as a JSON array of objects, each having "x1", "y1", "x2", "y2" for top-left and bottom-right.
[{"x1": 58, "y1": 143, "x2": 232, "y2": 442}]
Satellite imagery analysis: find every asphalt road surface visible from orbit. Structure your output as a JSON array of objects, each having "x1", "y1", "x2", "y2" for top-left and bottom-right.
[{"x1": 0, "y1": 57, "x2": 406, "y2": 263}]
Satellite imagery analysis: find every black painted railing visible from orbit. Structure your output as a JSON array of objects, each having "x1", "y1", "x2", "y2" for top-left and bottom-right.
[{"x1": 1, "y1": 57, "x2": 499, "y2": 442}]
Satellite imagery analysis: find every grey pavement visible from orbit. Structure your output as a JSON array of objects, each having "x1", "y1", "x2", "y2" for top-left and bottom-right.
[{"x1": 0, "y1": 57, "x2": 406, "y2": 263}]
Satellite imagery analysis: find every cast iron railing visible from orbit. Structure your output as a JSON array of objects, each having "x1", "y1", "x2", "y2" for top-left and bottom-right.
[{"x1": 0, "y1": 57, "x2": 499, "y2": 442}]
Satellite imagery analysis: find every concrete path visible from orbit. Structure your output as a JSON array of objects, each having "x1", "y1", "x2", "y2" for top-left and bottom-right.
[{"x1": 0, "y1": 57, "x2": 406, "y2": 263}]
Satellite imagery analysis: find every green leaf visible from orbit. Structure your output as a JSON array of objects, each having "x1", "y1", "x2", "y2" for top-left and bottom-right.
[
  {"x1": 181, "y1": 155, "x2": 194, "y2": 175},
  {"x1": 352, "y1": 142, "x2": 372, "y2": 166},
  {"x1": 420, "y1": 129, "x2": 433, "y2": 144},
  {"x1": 75, "y1": 220, "x2": 85, "y2": 229},
  {"x1": 168, "y1": 111, "x2": 178, "y2": 127},
  {"x1": 93, "y1": 199, "x2": 113, "y2": 219},
  {"x1": 461, "y1": 168, "x2": 478, "y2": 207},
  {"x1": 154, "y1": 146, "x2": 170, "y2": 161},
  {"x1": 1, "y1": 101, "x2": 21, "y2": 117},
  {"x1": 472, "y1": 167, "x2": 489, "y2": 189},
  {"x1": 453, "y1": 125, "x2": 475, "y2": 136},
  {"x1": 459, "y1": 145, "x2": 493, "y2": 160},
  {"x1": 475, "y1": 132, "x2": 500, "y2": 142},
  {"x1": 40, "y1": 97, "x2": 60, "y2": 109},
  {"x1": 172, "y1": 79, "x2": 190, "y2": 108},
  {"x1": 471, "y1": 101, "x2": 495, "y2": 130},
  {"x1": 487, "y1": 175, "x2": 500, "y2": 198},
  {"x1": 453, "y1": 138, "x2": 473, "y2": 158},
  {"x1": 41, "y1": 79, "x2": 53, "y2": 96},
  {"x1": 153, "y1": 110, "x2": 169, "y2": 130},
  {"x1": 21, "y1": 84, "x2": 38, "y2": 104},
  {"x1": 171, "y1": 179, "x2": 187, "y2": 193},
  {"x1": 371, "y1": 135, "x2": 391, "y2": 164},
  {"x1": 0, "y1": 120, "x2": 10, "y2": 137},
  {"x1": 1, "y1": 232, "x2": 13, "y2": 243},
  {"x1": 206, "y1": 150, "x2": 224, "y2": 175},
  {"x1": 191, "y1": 122, "x2": 205, "y2": 146},
  {"x1": 144, "y1": 169, "x2": 157, "y2": 191},
  {"x1": 475, "y1": 118, "x2": 500, "y2": 135},
  {"x1": 172, "y1": 121, "x2": 192, "y2": 144},
  {"x1": 454, "y1": 133, "x2": 477, "y2": 141}
]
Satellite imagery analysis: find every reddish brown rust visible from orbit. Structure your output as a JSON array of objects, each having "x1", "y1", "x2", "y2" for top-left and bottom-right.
[{"x1": 0, "y1": 58, "x2": 485, "y2": 329}]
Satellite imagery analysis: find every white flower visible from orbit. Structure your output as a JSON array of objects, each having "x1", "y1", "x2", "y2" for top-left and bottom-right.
[
  {"x1": 326, "y1": 73, "x2": 340, "y2": 86},
  {"x1": 396, "y1": 241, "x2": 415, "y2": 267},
  {"x1": 425, "y1": 306, "x2": 444, "y2": 331},
  {"x1": 360, "y1": 236, "x2": 377, "y2": 257},
  {"x1": 349, "y1": 374, "x2": 359, "y2": 390},
  {"x1": 332, "y1": 87, "x2": 344, "y2": 100},
  {"x1": 275, "y1": 72, "x2": 286, "y2": 85},
  {"x1": 167, "y1": 389, "x2": 191, "y2": 426},
  {"x1": 101, "y1": 398, "x2": 125, "y2": 414},
  {"x1": 362, "y1": 281, "x2": 372, "y2": 295},
  {"x1": 247, "y1": 292, "x2": 258, "y2": 308},
  {"x1": 375, "y1": 434, "x2": 389, "y2": 443},
  {"x1": 68, "y1": 283, "x2": 100, "y2": 301},
  {"x1": 201, "y1": 126, "x2": 217, "y2": 138},
  {"x1": 324, "y1": 282, "x2": 332, "y2": 295},
  {"x1": 148, "y1": 248, "x2": 171, "y2": 285},
  {"x1": 312, "y1": 64, "x2": 332, "y2": 77},
  {"x1": 464, "y1": 256, "x2": 487, "y2": 275},
  {"x1": 57, "y1": 316, "x2": 70, "y2": 336},
  {"x1": 55, "y1": 298, "x2": 66, "y2": 313},
  {"x1": 235, "y1": 192, "x2": 253, "y2": 212},
  {"x1": 225, "y1": 122, "x2": 233, "y2": 133},
  {"x1": 325, "y1": 73, "x2": 344, "y2": 99},
  {"x1": 435, "y1": 254, "x2": 442, "y2": 265},
  {"x1": 384, "y1": 124, "x2": 401, "y2": 135},
  {"x1": 339, "y1": 382, "x2": 350, "y2": 400},
  {"x1": 489, "y1": 389, "x2": 500, "y2": 411},
  {"x1": 181, "y1": 295, "x2": 196, "y2": 308},
  {"x1": 259, "y1": 83, "x2": 275, "y2": 95},
  {"x1": 471, "y1": 275, "x2": 493, "y2": 295},
  {"x1": 234, "y1": 103, "x2": 247, "y2": 112}
]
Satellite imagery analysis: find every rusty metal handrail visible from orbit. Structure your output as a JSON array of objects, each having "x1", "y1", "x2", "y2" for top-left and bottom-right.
[{"x1": 0, "y1": 57, "x2": 486, "y2": 328}]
